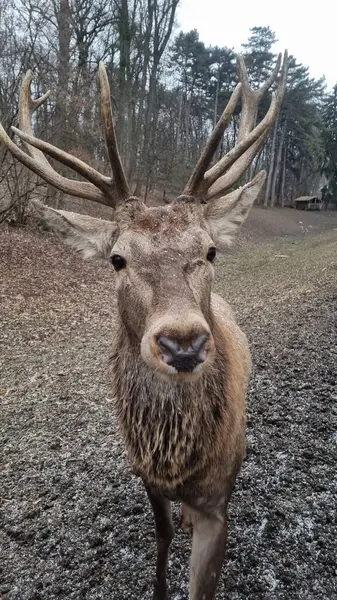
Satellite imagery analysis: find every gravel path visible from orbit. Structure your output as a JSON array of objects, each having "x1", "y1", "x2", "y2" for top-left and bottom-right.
[{"x1": 1, "y1": 225, "x2": 336, "y2": 600}]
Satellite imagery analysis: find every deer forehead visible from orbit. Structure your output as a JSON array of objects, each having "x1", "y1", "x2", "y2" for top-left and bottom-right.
[
  {"x1": 116, "y1": 203, "x2": 203, "y2": 231},
  {"x1": 114, "y1": 205, "x2": 212, "y2": 258}
]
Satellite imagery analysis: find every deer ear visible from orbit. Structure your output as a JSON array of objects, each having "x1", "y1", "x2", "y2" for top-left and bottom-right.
[
  {"x1": 204, "y1": 171, "x2": 266, "y2": 247},
  {"x1": 31, "y1": 200, "x2": 118, "y2": 259}
]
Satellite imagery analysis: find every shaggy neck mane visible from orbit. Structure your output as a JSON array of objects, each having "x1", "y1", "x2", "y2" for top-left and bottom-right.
[{"x1": 109, "y1": 314, "x2": 233, "y2": 490}]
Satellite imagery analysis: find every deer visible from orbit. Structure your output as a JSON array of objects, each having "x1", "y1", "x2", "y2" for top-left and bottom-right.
[{"x1": 0, "y1": 51, "x2": 288, "y2": 599}]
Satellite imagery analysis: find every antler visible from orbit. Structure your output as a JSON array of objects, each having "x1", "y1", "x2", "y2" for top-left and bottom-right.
[
  {"x1": 236, "y1": 52, "x2": 282, "y2": 143},
  {"x1": 0, "y1": 56, "x2": 287, "y2": 209},
  {"x1": 179, "y1": 51, "x2": 288, "y2": 202},
  {"x1": 98, "y1": 63, "x2": 130, "y2": 201},
  {"x1": 0, "y1": 63, "x2": 129, "y2": 208}
]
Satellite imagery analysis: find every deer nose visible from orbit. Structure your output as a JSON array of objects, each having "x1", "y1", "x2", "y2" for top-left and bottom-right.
[{"x1": 157, "y1": 333, "x2": 210, "y2": 372}]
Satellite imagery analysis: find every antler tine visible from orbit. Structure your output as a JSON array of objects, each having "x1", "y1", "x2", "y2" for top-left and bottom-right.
[
  {"x1": 19, "y1": 71, "x2": 112, "y2": 195},
  {"x1": 205, "y1": 51, "x2": 288, "y2": 200},
  {"x1": 205, "y1": 129, "x2": 269, "y2": 201},
  {"x1": 0, "y1": 122, "x2": 107, "y2": 203},
  {"x1": 11, "y1": 126, "x2": 114, "y2": 196},
  {"x1": 19, "y1": 70, "x2": 52, "y2": 168},
  {"x1": 259, "y1": 53, "x2": 282, "y2": 95},
  {"x1": 204, "y1": 90, "x2": 279, "y2": 189},
  {"x1": 2, "y1": 68, "x2": 124, "y2": 207},
  {"x1": 98, "y1": 62, "x2": 130, "y2": 202},
  {"x1": 179, "y1": 51, "x2": 288, "y2": 205},
  {"x1": 236, "y1": 53, "x2": 282, "y2": 143},
  {"x1": 180, "y1": 83, "x2": 242, "y2": 198}
]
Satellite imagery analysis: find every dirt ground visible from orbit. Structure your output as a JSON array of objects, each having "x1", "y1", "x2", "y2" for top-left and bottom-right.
[{"x1": 1, "y1": 207, "x2": 336, "y2": 600}]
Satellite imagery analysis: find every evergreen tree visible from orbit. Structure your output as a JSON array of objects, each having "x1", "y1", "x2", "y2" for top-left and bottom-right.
[
  {"x1": 242, "y1": 26, "x2": 278, "y2": 86},
  {"x1": 322, "y1": 84, "x2": 337, "y2": 206}
]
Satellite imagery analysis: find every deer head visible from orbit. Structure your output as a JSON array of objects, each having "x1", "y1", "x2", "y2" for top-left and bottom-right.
[{"x1": 0, "y1": 54, "x2": 288, "y2": 382}]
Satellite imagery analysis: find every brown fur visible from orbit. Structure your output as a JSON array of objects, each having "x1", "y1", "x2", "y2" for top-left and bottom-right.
[
  {"x1": 30, "y1": 191, "x2": 262, "y2": 600},
  {"x1": 110, "y1": 299, "x2": 248, "y2": 496},
  {"x1": 107, "y1": 202, "x2": 252, "y2": 599}
]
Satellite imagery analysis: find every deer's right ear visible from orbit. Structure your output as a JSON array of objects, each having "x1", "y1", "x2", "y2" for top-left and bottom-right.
[{"x1": 31, "y1": 200, "x2": 118, "y2": 260}]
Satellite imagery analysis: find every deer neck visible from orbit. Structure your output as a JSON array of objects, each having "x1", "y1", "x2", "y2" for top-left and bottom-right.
[{"x1": 109, "y1": 315, "x2": 230, "y2": 488}]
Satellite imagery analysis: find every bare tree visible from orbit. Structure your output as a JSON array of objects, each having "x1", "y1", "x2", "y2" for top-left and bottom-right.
[{"x1": 137, "y1": 0, "x2": 179, "y2": 196}]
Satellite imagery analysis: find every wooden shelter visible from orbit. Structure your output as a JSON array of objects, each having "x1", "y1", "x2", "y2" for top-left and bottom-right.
[{"x1": 294, "y1": 196, "x2": 323, "y2": 210}]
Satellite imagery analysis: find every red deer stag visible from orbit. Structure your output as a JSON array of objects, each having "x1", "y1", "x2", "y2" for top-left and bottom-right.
[{"x1": 0, "y1": 52, "x2": 288, "y2": 599}]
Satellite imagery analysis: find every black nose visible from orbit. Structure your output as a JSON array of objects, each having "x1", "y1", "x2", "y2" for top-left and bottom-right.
[{"x1": 157, "y1": 333, "x2": 209, "y2": 372}]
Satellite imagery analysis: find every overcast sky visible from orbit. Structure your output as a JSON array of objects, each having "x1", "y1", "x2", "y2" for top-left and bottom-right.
[{"x1": 177, "y1": 0, "x2": 336, "y2": 90}]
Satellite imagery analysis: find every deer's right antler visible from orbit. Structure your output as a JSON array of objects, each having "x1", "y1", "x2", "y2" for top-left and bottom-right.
[{"x1": 0, "y1": 64, "x2": 129, "y2": 208}]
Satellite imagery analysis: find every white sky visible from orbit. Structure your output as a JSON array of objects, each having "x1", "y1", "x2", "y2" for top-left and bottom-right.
[{"x1": 177, "y1": 0, "x2": 336, "y2": 90}]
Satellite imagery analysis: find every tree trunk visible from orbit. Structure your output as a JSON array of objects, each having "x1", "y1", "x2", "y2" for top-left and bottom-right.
[
  {"x1": 53, "y1": 0, "x2": 71, "y2": 208},
  {"x1": 140, "y1": 0, "x2": 179, "y2": 194},
  {"x1": 270, "y1": 119, "x2": 286, "y2": 207},
  {"x1": 280, "y1": 144, "x2": 287, "y2": 206},
  {"x1": 117, "y1": 0, "x2": 132, "y2": 162},
  {"x1": 264, "y1": 114, "x2": 279, "y2": 207},
  {"x1": 176, "y1": 89, "x2": 183, "y2": 152},
  {"x1": 133, "y1": 0, "x2": 153, "y2": 192}
]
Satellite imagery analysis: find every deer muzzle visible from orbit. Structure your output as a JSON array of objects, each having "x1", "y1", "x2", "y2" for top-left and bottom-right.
[
  {"x1": 157, "y1": 333, "x2": 209, "y2": 373},
  {"x1": 141, "y1": 315, "x2": 215, "y2": 379}
]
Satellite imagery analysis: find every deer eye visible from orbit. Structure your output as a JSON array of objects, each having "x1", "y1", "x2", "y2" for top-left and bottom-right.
[
  {"x1": 110, "y1": 254, "x2": 126, "y2": 271},
  {"x1": 206, "y1": 247, "x2": 216, "y2": 262}
]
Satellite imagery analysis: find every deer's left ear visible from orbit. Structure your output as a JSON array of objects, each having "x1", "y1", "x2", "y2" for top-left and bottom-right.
[{"x1": 204, "y1": 171, "x2": 266, "y2": 247}]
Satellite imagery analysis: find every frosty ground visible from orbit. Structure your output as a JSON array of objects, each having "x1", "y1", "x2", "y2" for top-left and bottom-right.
[{"x1": 1, "y1": 207, "x2": 336, "y2": 599}]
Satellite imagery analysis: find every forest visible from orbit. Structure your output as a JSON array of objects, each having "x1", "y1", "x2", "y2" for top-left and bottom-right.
[{"x1": 0, "y1": 0, "x2": 337, "y2": 222}]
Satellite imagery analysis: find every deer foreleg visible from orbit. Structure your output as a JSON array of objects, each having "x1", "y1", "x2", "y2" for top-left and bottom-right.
[
  {"x1": 189, "y1": 510, "x2": 228, "y2": 600},
  {"x1": 145, "y1": 485, "x2": 174, "y2": 600}
]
